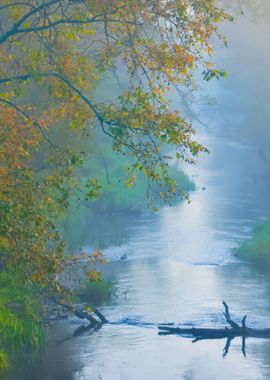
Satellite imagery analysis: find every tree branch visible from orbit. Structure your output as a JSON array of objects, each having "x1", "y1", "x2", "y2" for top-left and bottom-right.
[
  {"x1": 0, "y1": 97, "x2": 54, "y2": 145},
  {"x1": 0, "y1": 0, "x2": 141, "y2": 45},
  {"x1": 0, "y1": 72, "x2": 137, "y2": 151},
  {"x1": 0, "y1": 0, "x2": 60, "y2": 45},
  {"x1": 223, "y1": 301, "x2": 240, "y2": 329}
]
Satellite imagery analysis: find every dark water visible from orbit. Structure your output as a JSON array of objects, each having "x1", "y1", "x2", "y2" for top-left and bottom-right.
[{"x1": 14, "y1": 3, "x2": 270, "y2": 380}]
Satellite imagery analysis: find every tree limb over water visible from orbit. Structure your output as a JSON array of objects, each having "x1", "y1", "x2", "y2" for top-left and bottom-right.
[{"x1": 57, "y1": 302, "x2": 108, "y2": 327}]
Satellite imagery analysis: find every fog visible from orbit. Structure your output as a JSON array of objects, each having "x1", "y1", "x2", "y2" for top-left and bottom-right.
[
  {"x1": 11, "y1": 2, "x2": 270, "y2": 379},
  {"x1": 176, "y1": 0, "x2": 270, "y2": 206}
]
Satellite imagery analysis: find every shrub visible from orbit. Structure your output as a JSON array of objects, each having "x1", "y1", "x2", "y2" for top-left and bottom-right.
[
  {"x1": 237, "y1": 220, "x2": 270, "y2": 269},
  {"x1": 78, "y1": 277, "x2": 116, "y2": 306}
]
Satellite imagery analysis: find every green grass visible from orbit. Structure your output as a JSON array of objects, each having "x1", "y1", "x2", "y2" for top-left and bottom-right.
[
  {"x1": 236, "y1": 220, "x2": 270, "y2": 269},
  {"x1": 0, "y1": 271, "x2": 45, "y2": 372},
  {"x1": 78, "y1": 277, "x2": 116, "y2": 306}
]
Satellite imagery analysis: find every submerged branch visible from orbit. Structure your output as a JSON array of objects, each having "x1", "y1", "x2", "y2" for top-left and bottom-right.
[
  {"x1": 158, "y1": 302, "x2": 270, "y2": 357},
  {"x1": 57, "y1": 302, "x2": 108, "y2": 327}
]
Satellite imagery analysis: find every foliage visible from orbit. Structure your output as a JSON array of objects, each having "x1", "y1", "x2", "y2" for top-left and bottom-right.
[
  {"x1": 0, "y1": 350, "x2": 9, "y2": 372},
  {"x1": 78, "y1": 276, "x2": 116, "y2": 306},
  {"x1": 63, "y1": 250, "x2": 115, "y2": 305},
  {"x1": 0, "y1": 0, "x2": 230, "y2": 358},
  {"x1": 0, "y1": 105, "x2": 67, "y2": 288},
  {"x1": 237, "y1": 220, "x2": 270, "y2": 269},
  {"x1": 65, "y1": 136, "x2": 195, "y2": 217},
  {"x1": 0, "y1": 270, "x2": 45, "y2": 370}
]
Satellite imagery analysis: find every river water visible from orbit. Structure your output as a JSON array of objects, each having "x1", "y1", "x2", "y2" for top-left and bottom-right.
[
  {"x1": 32, "y1": 134, "x2": 270, "y2": 380},
  {"x1": 16, "y1": 3, "x2": 270, "y2": 380}
]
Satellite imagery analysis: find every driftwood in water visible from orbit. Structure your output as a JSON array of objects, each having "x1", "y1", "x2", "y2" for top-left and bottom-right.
[
  {"x1": 158, "y1": 301, "x2": 269, "y2": 357},
  {"x1": 53, "y1": 304, "x2": 108, "y2": 344},
  {"x1": 58, "y1": 302, "x2": 108, "y2": 327}
]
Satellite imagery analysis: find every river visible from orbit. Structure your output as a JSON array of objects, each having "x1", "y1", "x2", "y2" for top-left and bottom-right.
[{"x1": 14, "y1": 3, "x2": 270, "y2": 380}]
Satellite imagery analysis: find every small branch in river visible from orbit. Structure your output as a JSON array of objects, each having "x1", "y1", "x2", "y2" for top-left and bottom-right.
[
  {"x1": 222, "y1": 301, "x2": 240, "y2": 329},
  {"x1": 58, "y1": 302, "x2": 108, "y2": 327}
]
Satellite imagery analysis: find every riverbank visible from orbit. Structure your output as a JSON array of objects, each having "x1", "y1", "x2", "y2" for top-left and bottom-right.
[
  {"x1": 0, "y1": 271, "x2": 45, "y2": 376},
  {"x1": 1, "y1": 266, "x2": 115, "y2": 379},
  {"x1": 236, "y1": 219, "x2": 270, "y2": 270}
]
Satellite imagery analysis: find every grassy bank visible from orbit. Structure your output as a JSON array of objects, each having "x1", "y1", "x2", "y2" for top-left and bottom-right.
[
  {"x1": 1, "y1": 267, "x2": 116, "y2": 377},
  {"x1": 236, "y1": 220, "x2": 270, "y2": 269},
  {"x1": 78, "y1": 277, "x2": 116, "y2": 306},
  {"x1": 0, "y1": 271, "x2": 45, "y2": 374}
]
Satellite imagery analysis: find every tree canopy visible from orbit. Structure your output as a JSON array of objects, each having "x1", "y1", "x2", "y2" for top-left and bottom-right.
[{"x1": 0, "y1": 0, "x2": 231, "y2": 287}]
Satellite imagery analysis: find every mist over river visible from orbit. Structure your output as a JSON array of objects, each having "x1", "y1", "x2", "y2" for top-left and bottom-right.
[{"x1": 15, "y1": 2, "x2": 270, "y2": 379}]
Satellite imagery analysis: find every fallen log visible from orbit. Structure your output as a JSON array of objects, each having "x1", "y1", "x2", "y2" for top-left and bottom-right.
[
  {"x1": 158, "y1": 325, "x2": 270, "y2": 338},
  {"x1": 158, "y1": 301, "x2": 269, "y2": 357}
]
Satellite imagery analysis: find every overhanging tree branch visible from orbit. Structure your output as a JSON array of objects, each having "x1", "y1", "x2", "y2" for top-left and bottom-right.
[
  {"x1": 0, "y1": 97, "x2": 54, "y2": 144},
  {"x1": 0, "y1": 72, "x2": 147, "y2": 154},
  {"x1": 0, "y1": 0, "x2": 60, "y2": 45},
  {"x1": 0, "y1": 1, "x2": 140, "y2": 45}
]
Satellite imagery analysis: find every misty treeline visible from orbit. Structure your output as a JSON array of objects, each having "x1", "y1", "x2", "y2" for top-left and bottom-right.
[
  {"x1": 0, "y1": 0, "x2": 233, "y2": 371},
  {"x1": 220, "y1": 0, "x2": 270, "y2": 266}
]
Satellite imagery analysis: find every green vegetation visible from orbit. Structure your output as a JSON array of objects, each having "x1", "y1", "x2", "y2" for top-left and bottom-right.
[
  {"x1": 78, "y1": 277, "x2": 116, "y2": 306},
  {"x1": 66, "y1": 136, "x2": 195, "y2": 214},
  {"x1": 0, "y1": 271, "x2": 45, "y2": 371},
  {"x1": 237, "y1": 220, "x2": 270, "y2": 269},
  {"x1": 61, "y1": 137, "x2": 194, "y2": 249}
]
